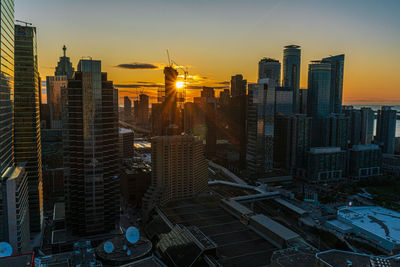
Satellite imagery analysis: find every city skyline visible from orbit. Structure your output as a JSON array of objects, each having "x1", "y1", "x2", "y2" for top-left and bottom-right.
[{"x1": 15, "y1": 0, "x2": 400, "y2": 105}]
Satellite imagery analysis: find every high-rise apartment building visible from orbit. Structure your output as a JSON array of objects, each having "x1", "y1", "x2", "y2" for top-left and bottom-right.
[
  {"x1": 14, "y1": 24, "x2": 43, "y2": 233},
  {"x1": 258, "y1": 58, "x2": 281, "y2": 86},
  {"x1": 349, "y1": 145, "x2": 381, "y2": 179},
  {"x1": 0, "y1": 165, "x2": 30, "y2": 254},
  {"x1": 135, "y1": 94, "x2": 149, "y2": 126},
  {"x1": 62, "y1": 60, "x2": 119, "y2": 236},
  {"x1": 299, "y1": 89, "x2": 308, "y2": 114},
  {"x1": 307, "y1": 147, "x2": 346, "y2": 182},
  {"x1": 247, "y1": 78, "x2": 275, "y2": 177},
  {"x1": 343, "y1": 106, "x2": 361, "y2": 146},
  {"x1": 55, "y1": 45, "x2": 74, "y2": 79},
  {"x1": 320, "y1": 114, "x2": 349, "y2": 150},
  {"x1": 283, "y1": 45, "x2": 301, "y2": 113},
  {"x1": 322, "y1": 54, "x2": 345, "y2": 114},
  {"x1": 376, "y1": 106, "x2": 397, "y2": 154},
  {"x1": 143, "y1": 135, "x2": 208, "y2": 214},
  {"x1": 0, "y1": 0, "x2": 15, "y2": 175}
]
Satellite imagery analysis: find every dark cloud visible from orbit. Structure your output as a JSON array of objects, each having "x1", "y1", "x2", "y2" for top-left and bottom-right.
[
  {"x1": 115, "y1": 63, "x2": 159, "y2": 70},
  {"x1": 114, "y1": 83, "x2": 163, "y2": 89},
  {"x1": 216, "y1": 81, "x2": 230, "y2": 85}
]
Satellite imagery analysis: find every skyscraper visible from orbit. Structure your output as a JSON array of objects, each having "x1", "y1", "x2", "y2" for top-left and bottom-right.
[
  {"x1": 62, "y1": 59, "x2": 119, "y2": 236},
  {"x1": 258, "y1": 58, "x2": 281, "y2": 86},
  {"x1": 55, "y1": 45, "x2": 74, "y2": 79},
  {"x1": 46, "y1": 75, "x2": 68, "y2": 128},
  {"x1": 283, "y1": 45, "x2": 301, "y2": 113},
  {"x1": 246, "y1": 78, "x2": 275, "y2": 177},
  {"x1": 14, "y1": 24, "x2": 43, "y2": 233},
  {"x1": 322, "y1": 54, "x2": 345, "y2": 114},
  {"x1": 0, "y1": 0, "x2": 15, "y2": 175},
  {"x1": 124, "y1": 96, "x2": 132, "y2": 122},
  {"x1": 136, "y1": 94, "x2": 149, "y2": 126},
  {"x1": 0, "y1": 164, "x2": 30, "y2": 254},
  {"x1": 299, "y1": 89, "x2": 308, "y2": 114},
  {"x1": 376, "y1": 106, "x2": 397, "y2": 154},
  {"x1": 307, "y1": 61, "x2": 331, "y2": 145},
  {"x1": 360, "y1": 107, "x2": 374, "y2": 145},
  {"x1": 230, "y1": 74, "x2": 247, "y2": 97},
  {"x1": 343, "y1": 106, "x2": 361, "y2": 146}
]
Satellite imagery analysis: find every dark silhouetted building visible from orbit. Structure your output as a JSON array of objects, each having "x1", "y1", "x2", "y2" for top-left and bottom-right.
[
  {"x1": 259, "y1": 58, "x2": 281, "y2": 86},
  {"x1": 283, "y1": 45, "x2": 301, "y2": 113},
  {"x1": 55, "y1": 45, "x2": 74, "y2": 79},
  {"x1": 299, "y1": 88, "x2": 307, "y2": 114},
  {"x1": 119, "y1": 128, "x2": 134, "y2": 159},
  {"x1": 274, "y1": 114, "x2": 311, "y2": 175},
  {"x1": 62, "y1": 59, "x2": 119, "y2": 236},
  {"x1": 376, "y1": 106, "x2": 397, "y2": 154},
  {"x1": 322, "y1": 54, "x2": 345, "y2": 114},
  {"x1": 135, "y1": 94, "x2": 149, "y2": 126},
  {"x1": 360, "y1": 107, "x2": 374, "y2": 145},
  {"x1": 15, "y1": 24, "x2": 43, "y2": 233},
  {"x1": 46, "y1": 75, "x2": 68, "y2": 128},
  {"x1": 247, "y1": 78, "x2": 275, "y2": 177},
  {"x1": 307, "y1": 147, "x2": 346, "y2": 182},
  {"x1": 124, "y1": 96, "x2": 132, "y2": 122},
  {"x1": 349, "y1": 144, "x2": 381, "y2": 179},
  {"x1": 230, "y1": 74, "x2": 247, "y2": 97}
]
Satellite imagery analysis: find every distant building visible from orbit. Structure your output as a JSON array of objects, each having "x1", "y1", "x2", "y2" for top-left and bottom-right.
[
  {"x1": 54, "y1": 45, "x2": 74, "y2": 79},
  {"x1": 360, "y1": 107, "x2": 374, "y2": 145},
  {"x1": 307, "y1": 147, "x2": 346, "y2": 182},
  {"x1": 15, "y1": 24, "x2": 43, "y2": 233},
  {"x1": 218, "y1": 89, "x2": 230, "y2": 106},
  {"x1": 275, "y1": 86, "x2": 293, "y2": 115},
  {"x1": 376, "y1": 106, "x2": 397, "y2": 154},
  {"x1": 283, "y1": 45, "x2": 301, "y2": 113},
  {"x1": 299, "y1": 88, "x2": 307, "y2": 114},
  {"x1": 124, "y1": 96, "x2": 132, "y2": 122},
  {"x1": 143, "y1": 135, "x2": 208, "y2": 214},
  {"x1": 119, "y1": 128, "x2": 134, "y2": 159},
  {"x1": 135, "y1": 94, "x2": 149, "y2": 126},
  {"x1": 62, "y1": 60, "x2": 119, "y2": 236},
  {"x1": 258, "y1": 58, "x2": 281, "y2": 86},
  {"x1": 320, "y1": 114, "x2": 349, "y2": 150},
  {"x1": 247, "y1": 78, "x2": 275, "y2": 177},
  {"x1": 322, "y1": 54, "x2": 345, "y2": 114},
  {"x1": 230, "y1": 74, "x2": 247, "y2": 97},
  {"x1": 349, "y1": 144, "x2": 381, "y2": 179},
  {"x1": 307, "y1": 61, "x2": 331, "y2": 119},
  {"x1": 382, "y1": 154, "x2": 400, "y2": 176},
  {"x1": 0, "y1": 165, "x2": 31, "y2": 254},
  {"x1": 274, "y1": 114, "x2": 311, "y2": 175},
  {"x1": 46, "y1": 75, "x2": 68, "y2": 128},
  {"x1": 343, "y1": 105, "x2": 361, "y2": 146}
]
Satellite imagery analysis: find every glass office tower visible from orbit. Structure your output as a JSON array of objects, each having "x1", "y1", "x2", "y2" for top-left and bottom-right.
[
  {"x1": 14, "y1": 24, "x2": 43, "y2": 233},
  {"x1": 322, "y1": 54, "x2": 345, "y2": 114},
  {"x1": 62, "y1": 60, "x2": 120, "y2": 236},
  {"x1": 283, "y1": 45, "x2": 301, "y2": 113},
  {"x1": 246, "y1": 78, "x2": 275, "y2": 178},
  {"x1": 258, "y1": 58, "x2": 281, "y2": 87},
  {"x1": 0, "y1": 0, "x2": 15, "y2": 175}
]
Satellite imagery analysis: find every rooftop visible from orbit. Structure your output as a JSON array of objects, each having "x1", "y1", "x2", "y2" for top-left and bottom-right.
[
  {"x1": 0, "y1": 253, "x2": 34, "y2": 267},
  {"x1": 309, "y1": 147, "x2": 342, "y2": 154},
  {"x1": 351, "y1": 144, "x2": 380, "y2": 151},
  {"x1": 316, "y1": 250, "x2": 400, "y2": 267},
  {"x1": 119, "y1": 127, "x2": 133, "y2": 134},
  {"x1": 338, "y1": 206, "x2": 400, "y2": 245}
]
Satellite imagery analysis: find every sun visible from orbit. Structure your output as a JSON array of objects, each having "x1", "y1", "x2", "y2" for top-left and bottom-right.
[{"x1": 176, "y1": 81, "x2": 184, "y2": 89}]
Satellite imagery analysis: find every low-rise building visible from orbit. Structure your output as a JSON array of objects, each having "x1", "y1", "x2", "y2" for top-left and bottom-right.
[{"x1": 348, "y1": 144, "x2": 381, "y2": 179}]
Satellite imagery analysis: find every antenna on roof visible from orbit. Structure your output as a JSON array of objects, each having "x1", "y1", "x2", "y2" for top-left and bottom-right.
[{"x1": 166, "y1": 49, "x2": 171, "y2": 66}]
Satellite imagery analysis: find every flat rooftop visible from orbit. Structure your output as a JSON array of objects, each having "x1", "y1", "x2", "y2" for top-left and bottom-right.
[
  {"x1": 338, "y1": 206, "x2": 400, "y2": 245},
  {"x1": 316, "y1": 250, "x2": 400, "y2": 267},
  {"x1": 0, "y1": 253, "x2": 34, "y2": 267},
  {"x1": 309, "y1": 147, "x2": 341, "y2": 154},
  {"x1": 250, "y1": 214, "x2": 300, "y2": 242},
  {"x1": 160, "y1": 196, "x2": 278, "y2": 266}
]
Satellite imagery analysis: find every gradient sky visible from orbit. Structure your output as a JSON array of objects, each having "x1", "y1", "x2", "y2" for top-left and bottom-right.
[{"x1": 16, "y1": 0, "x2": 400, "y2": 105}]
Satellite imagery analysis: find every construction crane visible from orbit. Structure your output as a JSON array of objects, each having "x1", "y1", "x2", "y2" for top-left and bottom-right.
[{"x1": 16, "y1": 20, "x2": 32, "y2": 27}]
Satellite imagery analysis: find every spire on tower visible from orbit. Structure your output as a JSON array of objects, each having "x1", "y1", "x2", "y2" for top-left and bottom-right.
[{"x1": 63, "y1": 45, "x2": 67, "y2": 57}]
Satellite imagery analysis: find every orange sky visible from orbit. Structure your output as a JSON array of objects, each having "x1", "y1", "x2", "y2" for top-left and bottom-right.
[{"x1": 17, "y1": 0, "x2": 400, "y2": 106}]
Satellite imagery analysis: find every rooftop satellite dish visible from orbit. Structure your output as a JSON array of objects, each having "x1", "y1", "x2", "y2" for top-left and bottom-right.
[
  {"x1": 0, "y1": 242, "x2": 12, "y2": 257},
  {"x1": 126, "y1": 226, "x2": 140, "y2": 244},
  {"x1": 103, "y1": 241, "x2": 114, "y2": 254},
  {"x1": 127, "y1": 249, "x2": 131, "y2": 256}
]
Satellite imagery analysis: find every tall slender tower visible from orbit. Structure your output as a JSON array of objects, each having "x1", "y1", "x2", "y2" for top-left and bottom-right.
[
  {"x1": 62, "y1": 59, "x2": 119, "y2": 236},
  {"x1": 283, "y1": 45, "x2": 301, "y2": 113},
  {"x1": 55, "y1": 45, "x2": 74, "y2": 79},
  {"x1": 14, "y1": 24, "x2": 43, "y2": 233},
  {"x1": 322, "y1": 54, "x2": 345, "y2": 114},
  {"x1": 0, "y1": 0, "x2": 15, "y2": 175}
]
